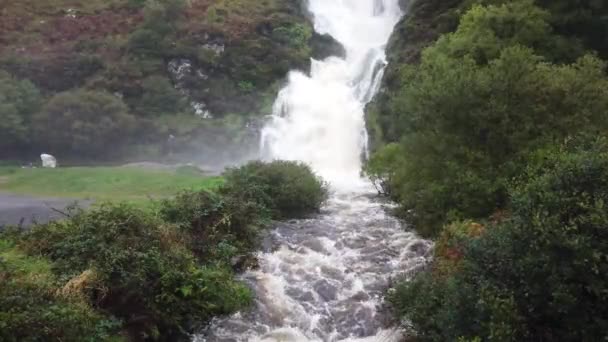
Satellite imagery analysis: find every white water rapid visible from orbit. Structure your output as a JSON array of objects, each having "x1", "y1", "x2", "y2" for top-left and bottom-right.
[{"x1": 198, "y1": 0, "x2": 432, "y2": 341}]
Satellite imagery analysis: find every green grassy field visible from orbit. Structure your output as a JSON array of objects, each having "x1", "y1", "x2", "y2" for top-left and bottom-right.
[{"x1": 0, "y1": 166, "x2": 223, "y2": 203}]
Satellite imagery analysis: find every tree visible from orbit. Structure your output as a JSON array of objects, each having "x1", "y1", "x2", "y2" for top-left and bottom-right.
[
  {"x1": 137, "y1": 75, "x2": 185, "y2": 116},
  {"x1": 0, "y1": 71, "x2": 41, "y2": 155},
  {"x1": 33, "y1": 90, "x2": 136, "y2": 158}
]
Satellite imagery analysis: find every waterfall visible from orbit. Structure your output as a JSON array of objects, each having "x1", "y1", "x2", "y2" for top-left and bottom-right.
[
  {"x1": 198, "y1": 1, "x2": 432, "y2": 341},
  {"x1": 260, "y1": 0, "x2": 402, "y2": 189}
]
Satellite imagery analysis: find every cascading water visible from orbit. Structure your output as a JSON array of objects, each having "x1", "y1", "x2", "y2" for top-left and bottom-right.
[{"x1": 198, "y1": 1, "x2": 432, "y2": 341}]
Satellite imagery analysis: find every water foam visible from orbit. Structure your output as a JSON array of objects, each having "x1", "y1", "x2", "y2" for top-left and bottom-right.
[{"x1": 261, "y1": 0, "x2": 402, "y2": 189}]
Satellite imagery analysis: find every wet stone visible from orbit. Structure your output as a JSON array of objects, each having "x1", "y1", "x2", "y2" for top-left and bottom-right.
[
  {"x1": 303, "y1": 239, "x2": 328, "y2": 254},
  {"x1": 321, "y1": 266, "x2": 344, "y2": 281},
  {"x1": 408, "y1": 241, "x2": 431, "y2": 256},
  {"x1": 286, "y1": 287, "x2": 316, "y2": 303},
  {"x1": 350, "y1": 291, "x2": 371, "y2": 301},
  {"x1": 313, "y1": 279, "x2": 338, "y2": 302}
]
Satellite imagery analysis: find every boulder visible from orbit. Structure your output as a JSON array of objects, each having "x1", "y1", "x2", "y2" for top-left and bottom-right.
[
  {"x1": 40, "y1": 154, "x2": 57, "y2": 168},
  {"x1": 311, "y1": 32, "x2": 346, "y2": 60}
]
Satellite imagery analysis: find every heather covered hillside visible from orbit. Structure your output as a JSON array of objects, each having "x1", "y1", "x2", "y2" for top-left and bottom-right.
[{"x1": 0, "y1": 0, "x2": 336, "y2": 163}]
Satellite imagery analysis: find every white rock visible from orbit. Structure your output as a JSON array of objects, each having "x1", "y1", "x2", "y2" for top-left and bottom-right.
[{"x1": 41, "y1": 154, "x2": 57, "y2": 168}]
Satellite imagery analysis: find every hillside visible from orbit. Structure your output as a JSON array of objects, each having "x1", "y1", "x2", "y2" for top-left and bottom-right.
[{"x1": 0, "y1": 0, "x2": 339, "y2": 164}]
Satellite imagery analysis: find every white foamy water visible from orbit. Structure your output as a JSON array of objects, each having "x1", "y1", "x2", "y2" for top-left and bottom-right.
[
  {"x1": 261, "y1": 0, "x2": 402, "y2": 189},
  {"x1": 198, "y1": 1, "x2": 432, "y2": 341}
]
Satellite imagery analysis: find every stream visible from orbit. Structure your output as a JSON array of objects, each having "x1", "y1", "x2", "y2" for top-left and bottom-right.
[{"x1": 198, "y1": 0, "x2": 432, "y2": 340}]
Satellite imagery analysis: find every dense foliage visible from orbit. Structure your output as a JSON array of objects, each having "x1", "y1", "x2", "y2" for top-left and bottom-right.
[
  {"x1": 17, "y1": 204, "x2": 253, "y2": 341},
  {"x1": 0, "y1": 160, "x2": 326, "y2": 341},
  {"x1": 0, "y1": 239, "x2": 120, "y2": 342},
  {"x1": 391, "y1": 139, "x2": 608, "y2": 341},
  {"x1": 159, "y1": 189, "x2": 266, "y2": 263},
  {"x1": 221, "y1": 160, "x2": 329, "y2": 219},
  {"x1": 375, "y1": 0, "x2": 608, "y2": 339},
  {"x1": 0, "y1": 71, "x2": 42, "y2": 154},
  {"x1": 34, "y1": 90, "x2": 137, "y2": 157},
  {"x1": 367, "y1": 0, "x2": 608, "y2": 237}
]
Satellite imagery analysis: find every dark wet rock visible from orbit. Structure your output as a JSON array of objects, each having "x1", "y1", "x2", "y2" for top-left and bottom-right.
[
  {"x1": 303, "y1": 238, "x2": 328, "y2": 254},
  {"x1": 261, "y1": 233, "x2": 278, "y2": 253},
  {"x1": 360, "y1": 244, "x2": 386, "y2": 255},
  {"x1": 364, "y1": 278, "x2": 389, "y2": 293},
  {"x1": 344, "y1": 237, "x2": 367, "y2": 249},
  {"x1": 311, "y1": 32, "x2": 346, "y2": 60},
  {"x1": 321, "y1": 266, "x2": 344, "y2": 281},
  {"x1": 314, "y1": 279, "x2": 338, "y2": 302},
  {"x1": 286, "y1": 287, "x2": 315, "y2": 303},
  {"x1": 298, "y1": 291, "x2": 316, "y2": 303},
  {"x1": 350, "y1": 291, "x2": 371, "y2": 302},
  {"x1": 408, "y1": 241, "x2": 431, "y2": 256},
  {"x1": 231, "y1": 254, "x2": 259, "y2": 272}
]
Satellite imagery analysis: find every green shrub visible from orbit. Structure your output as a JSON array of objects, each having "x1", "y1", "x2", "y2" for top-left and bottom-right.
[
  {"x1": 363, "y1": 143, "x2": 405, "y2": 197},
  {"x1": 272, "y1": 24, "x2": 312, "y2": 49},
  {"x1": 19, "y1": 204, "x2": 251, "y2": 341},
  {"x1": 137, "y1": 75, "x2": 186, "y2": 116},
  {"x1": 0, "y1": 71, "x2": 42, "y2": 154},
  {"x1": 159, "y1": 189, "x2": 265, "y2": 263},
  {"x1": 33, "y1": 90, "x2": 137, "y2": 158},
  {"x1": 0, "y1": 239, "x2": 121, "y2": 342},
  {"x1": 391, "y1": 138, "x2": 608, "y2": 341},
  {"x1": 221, "y1": 160, "x2": 329, "y2": 219}
]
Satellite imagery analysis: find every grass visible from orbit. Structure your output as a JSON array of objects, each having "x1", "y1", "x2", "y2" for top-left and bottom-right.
[
  {"x1": 0, "y1": 166, "x2": 223, "y2": 204},
  {"x1": 0, "y1": 239, "x2": 54, "y2": 285}
]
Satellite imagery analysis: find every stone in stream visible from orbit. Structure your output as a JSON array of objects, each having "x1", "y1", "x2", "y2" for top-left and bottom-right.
[
  {"x1": 321, "y1": 266, "x2": 344, "y2": 281},
  {"x1": 350, "y1": 291, "x2": 371, "y2": 302},
  {"x1": 313, "y1": 279, "x2": 338, "y2": 302},
  {"x1": 302, "y1": 238, "x2": 329, "y2": 254}
]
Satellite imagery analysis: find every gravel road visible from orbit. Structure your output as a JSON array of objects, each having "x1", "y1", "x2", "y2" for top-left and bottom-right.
[{"x1": 0, "y1": 193, "x2": 90, "y2": 228}]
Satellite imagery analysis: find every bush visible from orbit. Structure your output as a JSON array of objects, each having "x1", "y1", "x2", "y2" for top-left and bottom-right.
[
  {"x1": 159, "y1": 189, "x2": 265, "y2": 264},
  {"x1": 390, "y1": 138, "x2": 608, "y2": 341},
  {"x1": 363, "y1": 143, "x2": 405, "y2": 197},
  {"x1": 127, "y1": 0, "x2": 185, "y2": 57},
  {"x1": 0, "y1": 239, "x2": 121, "y2": 342},
  {"x1": 19, "y1": 204, "x2": 252, "y2": 341},
  {"x1": 221, "y1": 160, "x2": 329, "y2": 219},
  {"x1": 137, "y1": 75, "x2": 185, "y2": 116},
  {"x1": 0, "y1": 71, "x2": 42, "y2": 154},
  {"x1": 33, "y1": 90, "x2": 136, "y2": 158}
]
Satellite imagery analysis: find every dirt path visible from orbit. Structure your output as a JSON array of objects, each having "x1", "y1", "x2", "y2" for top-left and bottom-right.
[{"x1": 0, "y1": 193, "x2": 91, "y2": 228}]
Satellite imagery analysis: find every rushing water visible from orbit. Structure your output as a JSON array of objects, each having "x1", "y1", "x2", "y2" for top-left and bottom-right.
[{"x1": 199, "y1": 0, "x2": 432, "y2": 341}]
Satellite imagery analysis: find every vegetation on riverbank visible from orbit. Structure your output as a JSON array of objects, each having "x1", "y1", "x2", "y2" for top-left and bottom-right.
[
  {"x1": 366, "y1": 0, "x2": 608, "y2": 339},
  {"x1": 0, "y1": 160, "x2": 328, "y2": 341}
]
